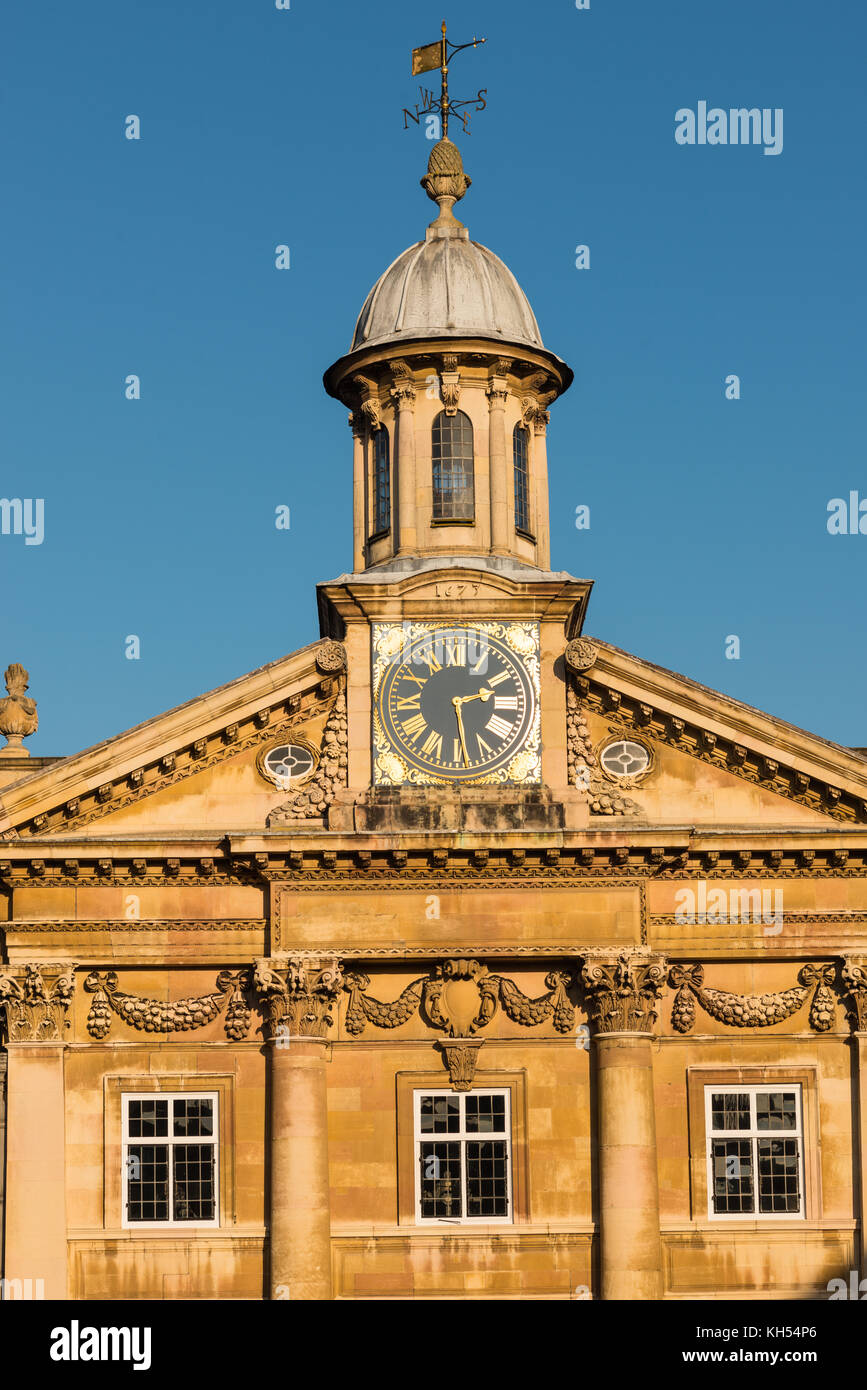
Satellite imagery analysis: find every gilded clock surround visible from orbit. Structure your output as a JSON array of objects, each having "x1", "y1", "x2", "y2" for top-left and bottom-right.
[{"x1": 372, "y1": 620, "x2": 541, "y2": 787}]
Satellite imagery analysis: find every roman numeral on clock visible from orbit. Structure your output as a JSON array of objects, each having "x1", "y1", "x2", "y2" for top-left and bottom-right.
[
  {"x1": 401, "y1": 713, "x2": 426, "y2": 742},
  {"x1": 395, "y1": 693, "x2": 421, "y2": 710},
  {"x1": 485, "y1": 715, "x2": 514, "y2": 740},
  {"x1": 488, "y1": 670, "x2": 510, "y2": 687},
  {"x1": 494, "y1": 696, "x2": 518, "y2": 710},
  {"x1": 420, "y1": 730, "x2": 443, "y2": 760}
]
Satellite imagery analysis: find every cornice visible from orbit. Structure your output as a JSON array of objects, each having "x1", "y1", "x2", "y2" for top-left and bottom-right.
[
  {"x1": 581, "y1": 640, "x2": 867, "y2": 814},
  {"x1": 0, "y1": 672, "x2": 342, "y2": 841},
  {"x1": 572, "y1": 659, "x2": 867, "y2": 826},
  {"x1": 4, "y1": 842, "x2": 867, "y2": 889}
]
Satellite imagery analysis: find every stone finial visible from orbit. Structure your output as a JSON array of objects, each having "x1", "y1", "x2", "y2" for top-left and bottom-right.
[
  {"x1": 421, "y1": 138, "x2": 471, "y2": 230},
  {"x1": 0, "y1": 663, "x2": 38, "y2": 756}
]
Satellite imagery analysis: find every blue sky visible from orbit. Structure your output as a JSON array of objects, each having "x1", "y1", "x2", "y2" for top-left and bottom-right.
[{"x1": 3, "y1": 0, "x2": 865, "y2": 755}]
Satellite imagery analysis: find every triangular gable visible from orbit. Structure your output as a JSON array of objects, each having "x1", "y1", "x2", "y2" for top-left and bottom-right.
[
  {"x1": 571, "y1": 637, "x2": 867, "y2": 827},
  {"x1": 0, "y1": 639, "x2": 344, "y2": 840}
]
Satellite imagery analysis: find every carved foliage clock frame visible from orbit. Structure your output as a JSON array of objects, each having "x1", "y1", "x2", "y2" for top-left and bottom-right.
[{"x1": 372, "y1": 621, "x2": 541, "y2": 787}]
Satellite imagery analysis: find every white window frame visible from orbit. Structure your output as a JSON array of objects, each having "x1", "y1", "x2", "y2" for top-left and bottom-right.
[
  {"x1": 121, "y1": 1091, "x2": 220, "y2": 1230},
  {"x1": 413, "y1": 1088, "x2": 513, "y2": 1226},
  {"x1": 704, "y1": 1084, "x2": 804, "y2": 1222}
]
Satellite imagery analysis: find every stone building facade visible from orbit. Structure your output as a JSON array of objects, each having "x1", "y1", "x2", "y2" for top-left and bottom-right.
[{"x1": 2, "y1": 137, "x2": 867, "y2": 1301}]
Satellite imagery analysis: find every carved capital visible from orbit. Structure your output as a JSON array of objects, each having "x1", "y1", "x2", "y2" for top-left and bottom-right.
[
  {"x1": 388, "y1": 360, "x2": 416, "y2": 408},
  {"x1": 485, "y1": 380, "x2": 508, "y2": 408},
  {"x1": 253, "y1": 957, "x2": 343, "y2": 1041},
  {"x1": 347, "y1": 411, "x2": 364, "y2": 439},
  {"x1": 0, "y1": 961, "x2": 75, "y2": 1041},
  {"x1": 351, "y1": 374, "x2": 382, "y2": 432},
  {"x1": 581, "y1": 949, "x2": 667, "y2": 1034},
  {"x1": 438, "y1": 1036, "x2": 485, "y2": 1091}
]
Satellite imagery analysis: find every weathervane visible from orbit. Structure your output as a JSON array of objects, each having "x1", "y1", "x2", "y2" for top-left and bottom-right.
[{"x1": 404, "y1": 20, "x2": 487, "y2": 138}]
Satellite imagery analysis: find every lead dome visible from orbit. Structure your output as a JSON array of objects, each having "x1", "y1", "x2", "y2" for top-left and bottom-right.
[{"x1": 349, "y1": 138, "x2": 544, "y2": 353}]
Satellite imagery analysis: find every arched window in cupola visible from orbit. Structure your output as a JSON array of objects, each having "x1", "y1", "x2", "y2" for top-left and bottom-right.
[
  {"x1": 513, "y1": 424, "x2": 530, "y2": 534},
  {"x1": 373, "y1": 426, "x2": 391, "y2": 535},
  {"x1": 432, "y1": 410, "x2": 474, "y2": 521}
]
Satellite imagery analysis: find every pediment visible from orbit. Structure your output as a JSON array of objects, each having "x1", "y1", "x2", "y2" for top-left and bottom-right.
[
  {"x1": 570, "y1": 637, "x2": 867, "y2": 829},
  {"x1": 0, "y1": 639, "x2": 346, "y2": 841}
]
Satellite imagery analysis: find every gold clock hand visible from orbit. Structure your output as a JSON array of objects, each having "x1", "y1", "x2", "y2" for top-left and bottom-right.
[
  {"x1": 452, "y1": 696, "x2": 470, "y2": 766},
  {"x1": 459, "y1": 686, "x2": 494, "y2": 706}
]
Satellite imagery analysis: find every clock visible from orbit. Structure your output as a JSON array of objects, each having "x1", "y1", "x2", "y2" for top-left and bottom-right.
[{"x1": 372, "y1": 622, "x2": 541, "y2": 786}]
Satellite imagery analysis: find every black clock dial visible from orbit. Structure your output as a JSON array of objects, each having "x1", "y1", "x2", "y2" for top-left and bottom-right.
[{"x1": 376, "y1": 626, "x2": 537, "y2": 782}]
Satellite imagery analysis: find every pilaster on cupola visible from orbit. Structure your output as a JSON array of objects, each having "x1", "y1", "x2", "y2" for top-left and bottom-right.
[
  {"x1": 253, "y1": 957, "x2": 343, "y2": 1301},
  {"x1": 0, "y1": 961, "x2": 76, "y2": 1298},
  {"x1": 581, "y1": 949, "x2": 668, "y2": 1301},
  {"x1": 323, "y1": 136, "x2": 574, "y2": 575}
]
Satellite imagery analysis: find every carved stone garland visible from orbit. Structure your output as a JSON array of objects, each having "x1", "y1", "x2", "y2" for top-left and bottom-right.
[
  {"x1": 268, "y1": 673, "x2": 348, "y2": 823},
  {"x1": 343, "y1": 960, "x2": 574, "y2": 1089},
  {"x1": 566, "y1": 683, "x2": 644, "y2": 816},
  {"x1": 668, "y1": 963, "x2": 837, "y2": 1033},
  {"x1": 84, "y1": 970, "x2": 252, "y2": 1039},
  {"x1": 0, "y1": 962, "x2": 74, "y2": 1041},
  {"x1": 343, "y1": 961, "x2": 574, "y2": 1034}
]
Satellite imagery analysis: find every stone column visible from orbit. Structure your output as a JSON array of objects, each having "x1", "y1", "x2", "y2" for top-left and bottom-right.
[
  {"x1": 0, "y1": 962, "x2": 75, "y2": 1299},
  {"x1": 841, "y1": 958, "x2": 867, "y2": 1277},
  {"x1": 531, "y1": 409, "x2": 551, "y2": 569},
  {"x1": 390, "y1": 361, "x2": 417, "y2": 556},
  {"x1": 349, "y1": 412, "x2": 366, "y2": 573},
  {"x1": 486, "y1": 374, "x2": 509, "y2": 555},
  {"x1": 254, "y1": 957, "x2": 342, "y2": 1301},
  {"x1": 581, "y1": 949, "x2": 667, "y2": 1301},
  {"x1": 0, "y1": 1048, "x2": 6, "y2": 1282}
]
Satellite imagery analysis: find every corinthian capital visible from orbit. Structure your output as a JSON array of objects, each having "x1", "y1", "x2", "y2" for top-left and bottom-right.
[
  {"x1": 253, "y1": 957, "x2": 343, "y2": 1041},
  {"x1": 388, "y1": 360, "x2": 416, "y2": 407},
  {"x1": 0, "y1": 961, "x2": 76, "y2": 1042},
  {"x1": 580, "y1": 949, "x2": 667, "y2": 1035}
]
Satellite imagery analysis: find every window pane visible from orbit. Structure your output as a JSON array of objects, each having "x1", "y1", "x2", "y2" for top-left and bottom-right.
[
  {"x1": 173, "y1": 1145, "x2": 216, "y2": 1221},
  {"x1": 513, "y1": 425, "x2": 529, "y2": 532},
  {"x1": 465, "y1": 1094, "x2": 507, "y2": 1134},
  {"x1": 419, "y1": 1094, "x2": 460, "y2": 1134},
  {"x1": 465, "y1": 1141, "x2": 509, "y2": 1217},
  {"x1": 127, "y1": 1099, "x2": 168, "y2": 1138},
  {"x1": 432, "y1": 410, "x2": 474, "y2": 520},
  {"x1": 419, "y1": 1142, "x2": 461, "y2": 1218},
  {"x1": 711, "y1": 1139, "x2": 754, "y2": 1214},
  {"x1": 756, "y1": 1092, "x2": 797, "y2": 1132},
  {"x1": 710, "y1": 1092, "x2": 750, "y2": 1131},
  {"x1": 127, "y1": 1144, "x2": 169, "y2": 1221},
  {"x1": 758, "y1": 1139, "x2": 801, "y2": 1213},
  {"x1": 373, "y1": 428, "x2": 390, "y2": 534},
  {"x1": 173, "y1": 1097, "x2": 214, "y2": 1137}
]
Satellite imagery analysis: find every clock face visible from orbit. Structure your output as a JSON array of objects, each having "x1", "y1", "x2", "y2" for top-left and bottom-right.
[{"x1": 373, "y1": 623, "x2": 541, "y2": 786}]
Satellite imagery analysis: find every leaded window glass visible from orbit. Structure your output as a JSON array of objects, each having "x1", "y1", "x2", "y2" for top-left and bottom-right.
[
  {"x1": 415, "y1": 1089, "x2": 511, "y2": 1223},
  {"x1": 513, "y1": 424, "x2": 530, "y2": 532},
  {"x1": 432, "y1": 410, "x2": 474, "y2": 521},
  {"x1": 706, "y1": 1086, "x2": 803, "y2": 1218}
]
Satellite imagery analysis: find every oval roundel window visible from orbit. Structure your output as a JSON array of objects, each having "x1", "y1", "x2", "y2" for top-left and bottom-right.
[{"x1": 599, "y1": 739, "x2": 650, "y2": 779}]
